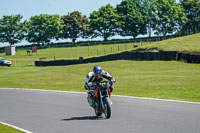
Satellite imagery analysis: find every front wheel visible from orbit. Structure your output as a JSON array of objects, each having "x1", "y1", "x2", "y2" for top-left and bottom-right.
[
  {"x1": 104, "y1": 97, "x2": 111, "y2": 119},
  {"x1": 95, "y1": 107, "x2": 102, "y2": 117}
]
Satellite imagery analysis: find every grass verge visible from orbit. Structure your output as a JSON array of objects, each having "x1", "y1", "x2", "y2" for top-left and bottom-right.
[
  {"x1": 0, "y1": 123, "x2": 24, "y2": 133},
  {"x1": 0, "y1": 60, "x2": 200, "y2": 102}
]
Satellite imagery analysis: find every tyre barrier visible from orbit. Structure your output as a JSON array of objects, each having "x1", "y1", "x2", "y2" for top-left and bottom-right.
[
  {"x1": 35, "y1": 51, "x2": 199, "y2": 66},
  {"x1": 177, "y1": 52, "x2": 200, "y2": 63}
]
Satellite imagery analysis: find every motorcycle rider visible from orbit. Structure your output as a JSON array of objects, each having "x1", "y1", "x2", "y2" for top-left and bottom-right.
[{"x1": 85, "y1": 65, "x2": 116, "y2": 107}]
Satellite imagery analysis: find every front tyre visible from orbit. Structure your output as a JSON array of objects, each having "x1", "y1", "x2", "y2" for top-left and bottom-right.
[
  {"x1": 104, "y1": 97, "x2": 111, "y2": 119},
  {"x1": 95, "y1": 107, "x2": 102, "y2": 117}
]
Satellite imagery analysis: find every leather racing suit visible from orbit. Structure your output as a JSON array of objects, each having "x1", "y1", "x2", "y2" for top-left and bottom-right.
[
  {"x1": 84, "y1": 70, "x2": 116, "y2": 107},
  {"x1": 85, "y1": 70, "x2": 115, "y2": 91}
]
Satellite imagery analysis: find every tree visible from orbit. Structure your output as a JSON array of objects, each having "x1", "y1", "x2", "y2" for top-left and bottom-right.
[
  {"x1": 0, "y1": 14, "x2": 25, "y2": 45},
  {"x1": 90, "y1": 4, "x2": 122, "y2": 41},
  {"x1": 26, "y1": 14, "x2": 63, "y2": 45},
  {"x1": 152, "y1": 0, "x2": 188, "y2": 38},
  {"x1": 141, "y1": 0, "x2": 157, "y2": 38},
  {"x1": 181, "y1": 0, "x2": 200, "y2": 34},
  {"x1": 117, "y1": 0, "x2": 149, "y2": 39},
  {"x1": 62, "y1": 11, "x2": 90, "y2": 43}
]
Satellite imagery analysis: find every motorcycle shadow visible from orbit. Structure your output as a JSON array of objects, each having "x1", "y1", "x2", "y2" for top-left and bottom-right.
[{"x1": 61, "y1": 116, "x2": 104, "y2": 121}]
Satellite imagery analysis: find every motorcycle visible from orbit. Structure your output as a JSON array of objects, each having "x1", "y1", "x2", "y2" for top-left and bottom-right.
[{"x1": 87, "y1": 81, "x2": 113, "y2": 119}]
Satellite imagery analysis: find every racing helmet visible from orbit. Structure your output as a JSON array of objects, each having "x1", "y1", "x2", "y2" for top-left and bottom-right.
[{"x1": 93, "y1": 65, "x2": 102, "y2": 79}]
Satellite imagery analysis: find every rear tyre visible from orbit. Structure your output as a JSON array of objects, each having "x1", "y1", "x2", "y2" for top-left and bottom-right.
[{"x1": 104, "y1": 97, "x2": 111, "y2": 119}]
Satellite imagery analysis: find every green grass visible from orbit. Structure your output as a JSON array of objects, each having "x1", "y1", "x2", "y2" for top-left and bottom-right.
[
  {"x1": 0, "y1": 60, "x2": 200, "y2": 102},
  {"x1": 1, "y1": 33, "x2": 199, "y2": 67},
  {"x1": 137, "y1": 33, "x2": 200, "y2": 52},
  {"x1": 0, "y1": 42, "x2": 137, "y2": 67},
  {"x1": 0, "y1": 123, "x2": 24, "y2": 133},
  {"x1": 0, "y1": 33, "x2": 200, "y2": 102}
]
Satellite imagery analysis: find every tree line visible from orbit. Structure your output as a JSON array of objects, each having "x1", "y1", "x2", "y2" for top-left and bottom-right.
[{"x1": 0, "y1": 0, "x2": 199, "y2": 46}]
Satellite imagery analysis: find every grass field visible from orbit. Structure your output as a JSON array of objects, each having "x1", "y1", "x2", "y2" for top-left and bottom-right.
[
  {"x1": 0, "y1": 123, "x2": 24, "y2": 133},
  {"x1": 0, "y1": 60, "x2": 200, "y2": 102},
  {"x1": 0, "y1": 42, "x2": 139, "y2": 67},
  {"x1": 0, "y1": 33, "x2": 200, "y2": 102}
]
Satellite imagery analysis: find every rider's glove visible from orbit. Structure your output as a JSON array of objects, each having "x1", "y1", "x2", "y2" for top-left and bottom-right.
[
  {"x1": 111, "y1": 78, "x2": 116, "y2": 83},
  {"x1": 86, "y1": 82, "x2": 96, "y2": 90},
  {"x1": 88, "y1": 82, "x2": 93, "y2": 87}
]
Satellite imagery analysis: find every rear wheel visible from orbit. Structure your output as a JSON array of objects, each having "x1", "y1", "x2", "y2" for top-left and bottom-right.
[{"x1": 104, "y1": 97, "x2": 111, "y2": 119}]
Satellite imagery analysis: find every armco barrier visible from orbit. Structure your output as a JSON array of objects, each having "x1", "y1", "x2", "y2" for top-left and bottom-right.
[{"x1": 35, "y1": 50, "x2": 179, "y2": 66}]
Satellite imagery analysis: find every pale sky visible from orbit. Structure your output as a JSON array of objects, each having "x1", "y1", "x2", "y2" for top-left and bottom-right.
[{"x1": 0, "y1": 0, "x2": 122, "y2": 20}]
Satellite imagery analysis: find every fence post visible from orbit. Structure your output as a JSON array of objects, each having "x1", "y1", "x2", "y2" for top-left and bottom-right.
[
  {"x1": 70, "y1": 44, "x2": 72, "y2": 59},
  {"x1": 30, "y1": 59, "x2": 32, "y2": 66},
  {"x1": 88, "y1": 44, "x2": 90, "y2": 56}
]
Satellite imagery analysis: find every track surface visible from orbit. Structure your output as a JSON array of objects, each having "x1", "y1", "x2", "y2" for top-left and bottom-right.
[{"x1": 0, "y1": 88, "x2": 200, "y2": 133}]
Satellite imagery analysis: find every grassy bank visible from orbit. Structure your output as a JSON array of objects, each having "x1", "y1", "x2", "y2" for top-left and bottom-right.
[
  {"x1": 0, "y1": 33, "x2": 199, "y2": 67},
  {"x1": 0, "y1": 60, "x2": 200, "y2": 102},
  {"x1": 138, "y1": 33, "x2": 200, "y2": 52}
]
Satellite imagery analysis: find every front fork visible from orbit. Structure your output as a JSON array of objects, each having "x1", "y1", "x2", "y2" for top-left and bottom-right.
[{"x1": 99, "y1": 89, "x2": 109, "y2": 110}]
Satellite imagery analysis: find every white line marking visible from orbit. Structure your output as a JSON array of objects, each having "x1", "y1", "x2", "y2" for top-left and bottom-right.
[
  {"x1": 1, "y1": 88, "x2": 200, "y2": 105},
  {"x1": 113, "y1": 95, "x2": 200, "y2": 105},
  {"x1": 0, "y1": 88, "x2": 86, "y2": 95},
  {"x1": 0, "y1": 121, "x2": 33, "y2": 133}
]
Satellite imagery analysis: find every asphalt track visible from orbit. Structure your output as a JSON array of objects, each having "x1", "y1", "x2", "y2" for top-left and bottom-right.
[{"x1": 0, "y1": 88, "x2": 200, "y2": 133}]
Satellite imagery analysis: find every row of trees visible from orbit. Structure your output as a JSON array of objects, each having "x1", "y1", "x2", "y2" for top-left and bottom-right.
[{"x1": 0, "y1": 0, "x2": 199, "y2": 46}]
